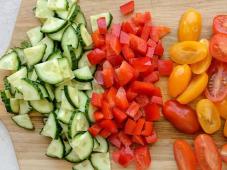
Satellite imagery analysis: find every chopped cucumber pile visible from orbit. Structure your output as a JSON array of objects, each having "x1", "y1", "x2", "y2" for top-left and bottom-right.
[{"x1": 0, "y1": 0, "x2": 112, "y2": 169}]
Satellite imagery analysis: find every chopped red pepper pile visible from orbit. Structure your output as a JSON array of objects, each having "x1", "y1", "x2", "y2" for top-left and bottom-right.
[{"x1": 88, "y1": 11, "x2": 172, "y2": 169}]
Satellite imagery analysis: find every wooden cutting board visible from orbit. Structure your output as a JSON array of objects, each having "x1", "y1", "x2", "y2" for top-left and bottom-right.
[{"x1": 1, "y1": 0, "x2": 227, "y2": 169}]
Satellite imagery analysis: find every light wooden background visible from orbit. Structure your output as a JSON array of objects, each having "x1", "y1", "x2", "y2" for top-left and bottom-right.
[{"x1": 1, "y1": 0, "x2": 227, "y2": 169}]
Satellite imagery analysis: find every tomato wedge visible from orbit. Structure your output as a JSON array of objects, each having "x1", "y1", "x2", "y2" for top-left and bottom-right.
[
  {"x1": 221, "y1": 144, "x2": 227, "y2": 163},
  {"x1": 174, "y1": 139, "x2": 197, "y2": 170},
  {"x1": 205, "y1": 63, "x2": 227, "y2": 102},
  {"x1": 213, "y1": 15, "x2": 227, "y2": 34},
  {"x1": 194, "y1": 134, "x2": 222, "y2": 170}
]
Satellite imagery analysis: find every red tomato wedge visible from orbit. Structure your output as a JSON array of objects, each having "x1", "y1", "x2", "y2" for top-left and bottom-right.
[
  {"x1": 221, "y1": 144, "x2": 227, "y2": 163},
  {"x1": 120, "y1": 1, "x2": 135, "y2": 16},
  {"x1": 174, "y1": 139, "x2": 197, "y2": 170},
  {"x1": 194, "y1": 134, "x2": 222, "y2": 170},
  {"x1": 213, "y1": 15, "x2": 227, "y2": 34}
]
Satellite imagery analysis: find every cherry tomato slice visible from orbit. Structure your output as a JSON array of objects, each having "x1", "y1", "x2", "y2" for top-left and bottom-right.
[
  {"x1": 213, "y1": 15, "x2": 227, "y2": 34},
  {"x1": 221, "y1": 144, "x2": 227, "y2": 163},
  {"x1": 215, "y1": 98, "x2": 227, "y2": 119},
  {"x1": 210, "y1": 33, "x2": 227, "y2": 62},
  {"x1": 196, "y1": 99, "x2": 221, "y2": 134},
  {"x1": 174, "y1": 139, "x2": 197, "y2": 170},
  {"x1": 194, "y1": 134, "x2": 222, "y2": 170},
  {"x1": 205, "y1": 63, "x2": 227, "y2": 102}
]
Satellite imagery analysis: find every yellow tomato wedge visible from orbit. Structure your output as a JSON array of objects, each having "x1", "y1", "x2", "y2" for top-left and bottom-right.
[
  {"x1": 191, "y1": 39, "x2": 212, "y2": 74},
  {"x1": 215, "y1": 98, "x2": 227, "y2": 120},
  {"x1": 168, "y1": 64, "x2": 192, "y2": 97},
  {"x1": 196, "y1": 99, "x2": 221, "y2": 134},
  {"x1": 224, "y1": 120, "x2": 227, "y2": 137},
  {"x1": 178, "y1": 8, "x2": 202, "y2": 41},
  {"x1": 169, "y1": 41, "x2": 207, "y2": 64},
  {"x1": 177, "y1": 72, "x2": 208, "y2": 104}
]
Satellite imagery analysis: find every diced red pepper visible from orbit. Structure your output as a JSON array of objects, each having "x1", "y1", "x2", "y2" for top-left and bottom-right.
[
  {"x1": 152, "y1": 86, "x2": 162, "y2": 97},
  {"x1": 106, "y1": 87, "x2": 117, "y2": 108},
  {"x1": 126, "y1": 87, "x2": 138, "y2": 101},
  {"x1": 106, "y1": 54, "x2": 123, "y2": 67},
  {"x1": 133, "y1": 12, "x2": 152, "y2": 26},
  {"x1": 113, "y1": 107, "x2": 127, "y2": 123},
  {"x1": 108, "y1": 133, "x2": 122, "y2": 148},
  {"x1": 147, "y1": 38, "x2": 157, "y2": 47},
  {"x1": 99, "y1": 128, "x2": 112, "y2": 138},
  {"x1": 115, "y1": 87, "x2": 129, "y2": 110},
  {"x1": 154, "y1": 40, "x2": 164, "y2": 56},
  {"x1": 94, "y1": 111, "x2": 104, "y2": 122},
  {"x1": 158, "y1": 59, "x2": 173, "y2": 76},
  {"x1": 120, "y1": 0, "x2": 135, "y2": 15},
  {"x1": 118, "y1": 131, "x2": 132, "y2": 146},
  {"x1": 143, "y1": 71, "x2": 159, "y2": 83},
  {"x1": 122, "y1": 45, "x2": 135, "y2": 61},
  {"x1": 130, "y1": 34, "x2": 147, "y2": 54},
  {"x1": 115, "y1": 61, "x2": 135, "y2": 86},
  {"x1": 150, "y1": 26, "x2": 171, "y2": 41},
  {"x1": 88, "y1": 124, "x2": 102, "y2": 137},
  {"x1": 92, "y1": 30, "x2": 105, "y2": 48},
  {"x1": 122, "y1": 21, "x2": 137, "y2": 34},
  {"x1": 131, "y1": 81, "x2": 156, "y2": 96},
  {"x1": 91, "y1": 92, "x2": 103, "y2": 108},
  {"x1": 145, "y1": 131, "x2": 158, "y2": 144},
  {"x1": 134, "y1": 146, "x2": 151, "y2": 170},
  {"x1": 146, "y1": 46, "x2": 155, "y2": 58},
  {"x1": 94, "y1": 70, "x2": 104, "y2": 85},
  {"x1": 133, "y1": 109, "x2": 143, "y2": 121},
  {"x1": 132, "y1": 135, "x2": 145, "y2": 145},
  {"x1": 102, "y1": 63, "x2": 114, "y2": 88},
  {"x1": 126, "y1": 101, "x2": 140, "y2": 118},
  {"x1": 99, "y1": 119, "x2": 118, "y2": 133},
  {"x1": 151, "y1": 96, "x2": 163, "y2": 105},
  {"x1": 110, "y1": 35, "x2": 122, "y2": 55},
  {"x1": 118, "y1": 147, "x2": 134, "y2": 167},
  {"x1": 97, "y1": 17, "x2": 107, "y2": 34},
  {"x1": 129, "y1": 57, "x2": 152, "y2": 72},
  {"x1": 135, "y1": 94, "x2": 150, "y2": 107},
  {"x1": 111, "y1": 23, "x2": 122, "y2": 38},
  {"x1": 134, "y1": 118, "x2": 145, "y2": 135},
  {"x1": 142, "y1": 121, "x2": 153, "y2": 136},
  {"x1": 141, "y1": 24, "x2": 152, "y2": 41},
  {"x1": 102, "y1": 101, "x2": 113, "y2": 119},
  {"x1": 87, "y1": 48, "x2": 106, "y2": 65},
  {"x1": 120, "y1": 31, "x2": 130, "y2": 45},
  {"x1": 144, "y1": 103, "x2": 161, "y2": 121},
  {"x1": 124, "y1": 118, "x2": 137, "y2": 135}
]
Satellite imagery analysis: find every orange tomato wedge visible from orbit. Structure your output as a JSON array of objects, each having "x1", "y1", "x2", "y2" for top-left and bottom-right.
[
  {"x1": 215, "y1": 98, "x2": 227, "y2": 120},
  {"x1": 221, "y1": 144, "x2": 227, "y2": 163},
  {"x1": 196, "y1": 99, "x2": 221, "y2": 134},
  {"x1": 224, "y1": 120, "x2": 227, "y2": 137}
]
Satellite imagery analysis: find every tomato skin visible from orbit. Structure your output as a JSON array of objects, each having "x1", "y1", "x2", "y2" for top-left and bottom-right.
[
  {"x1": 210, "y1": 33, "x2": 227, "y2": 62},
  {"x1": 215, "y1": 98, "x2": 227, "y2": 119},
  {"x1": 213, "y1": 15, "x2": 227, "y2": 34},
  {"x1": 194, "y1": 134, "x2": 222, "y2": 170},
  {"x1": 174, "y1": 139, "x2": 197, "y2": 170},
  {"x1": 196, "y1": 99, "x2": 221, "y2": 134},
  {"x1": 120, "y1": 0, "x2": 135, "y2": 15},
  {"x1": 220, "y1": 144, "x2": 227, "y2": 163},
  {"x1": 134, "y1": 146, "x2": 151, "y2": 170},
  {"x1": 168, "y1": 64, "x2": 192, "y2": 97},
  {"x1": 178, "y1": 8, "x2": 202, "y2": 41},
  {"x1": 169, "y1": 41, "x2": 207, "y2": 64},
  {"x1": 177, "y1": 72, "x2": 208, "y2": 104},
  {"x1": 163, "y1": 100, "x2": 200, "y2": 134}
]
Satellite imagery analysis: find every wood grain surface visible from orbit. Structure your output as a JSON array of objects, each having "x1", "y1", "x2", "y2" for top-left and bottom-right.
[{"x1": 1, "y1": 0, "x2": 227, "y2": 169}]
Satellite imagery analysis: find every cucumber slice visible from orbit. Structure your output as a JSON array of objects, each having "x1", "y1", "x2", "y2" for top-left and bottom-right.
[
  {"x1": 47, "y1": 50, "x2": 62, "y2": 60},
  {"x1": 12, "y1": 114, "x2": 34, "y2": 130},
  {"x1": 44, "y1": 83, "x2": 55, "y2": 101},
  {"x1": 90, "y1": 152, "x2": 111, "y2": 170},
  {"x1": 74, "y1": 66, "x2": 93, "y2": 82},
  {"x1": 70, "y1": 132, "x2": 93, "y2": 160},
  {"x1": 19, "y1": 100, "x2": 32, "y2": 114},
  {"x1": 14, "y1": 48, "x2": 26, "y2": 65},
  {"x1": 92, "y1": 80, "x2": 104, "y2": 94},
  {"x1": 35, "y1": 0, "x2": 55, "y2": 19},
  {"x1": 86, "y1": 101, "x2": 96, "y2": 123},
  {"x1": 39, "y1": 36, "x2": 54, "y2": 61},
  {"x1": 47, "y1": 0, "x2": 68, "y2": 10},
  {"x1": 37, "y1": 84, "x2": 48, "y2": 98},
  {"x1": 28, "y1": 69, "x2": 38, "y2": 81},
  {"x1": 35, "y1": 59, "x2": 64, "y2": 84},
  {"x1": 0, "y1": 91, "x2": 11, "y2": 112},
  {"x1": 65, "y1": 149, "x2": 81, "y2": 163},
  {"x1": 68, "y1": 112, "x2": 89, "y2": 138},
  {"x1": 58, "y1": 58, "x2": 74, "y2": 79},
  {"x1": 48, "y1": 24, "x2": 69, "y2": 41},
  {"x1": 56, "y1": 10, "x2": 69, "y2": 20},
  {"x1": 46, "y1": 138, "x2": 64, "y2": 159},
  {"x1": 10, "y1": 99, "x2": 20, "y2": 114},
  {"x1": 7, "y1": 67, "x2": 27, "y2": 88},
  {"x1": 79, "y1": 24, "x2": 92, "y2": 47},
  {"x1": 73, "y1": 160, "x2": 94, "y2": 170},
  {"x1": 40, "y1": 112, "x2": 59, "y2": 139},
  {"x1": 67, "y1": 4, "x2": 80, "y2": 21},
  {"x1": 78, "y1": 91, "x2": 88, "y2": 112},
  {"x1": 61, "y1": 91, "x2": 74, "y2": 110},
  {"x1": 78, "y1": 51, "x2": 96, "y2": 75},
  {"x1": 64, "y1": 86, "x2": 79, "y2": 108},
  {"x1": 63, "y1": 140, "x2": 72, "y2": 156},
  {"x1": 90, "y1": 12, "x2": 113, "y2": 32},
  {"x1": 85, "y1": 90, "x2": 92, "y2": 98},
  {"x1": 26, "y1": 26, "x2": 44, "y2": 46},
  {"x1": 74, "y1": 43, "x2": 83, "y2": 60},
  {"x1": 93, "y1": 138, "x2": 100, "y2": 151},
  {"x1": 93, "y1": 136, "x2": 108, "y2": 153},
  {"x1": 41, "y1": 17, "x2": 67, "y2": 34},
  {"x1": 73, "y1": 80, "x2": 92, "y2": 90},
  {"x1": 0, "y1": 52, "x2": 20, "y2": 71},
  {"x1": 57, "y1": 107, "x2": 73, "y2": 124},
  {"x1": 30, "y1": 99, "x2": 54, "y2": 114},
  {"x1": 75, "y1": 11, "x2": 86, "y2": 26},
  {"x1": 61, "y1": 25, "x2": 78, "y2": 50},
  {"x1": 14, "y1": 90, "x2": 24, "y2": 99},
  {"x1": 24, "y1": 44, "x2": 46, "y2": 66}
]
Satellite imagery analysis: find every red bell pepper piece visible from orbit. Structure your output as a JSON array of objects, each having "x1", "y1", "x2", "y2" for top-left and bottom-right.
[
  {"x1": 130, "y1": 34, "x2": 147, "y2": 55},
  {"x1": 110, "y1": 34, "x2": 122, "y2": 55},
  {"x1": 88, "y1": 124, "x2": 102, "y2": 137},
  {"x1": 133, "y1": 109, "x2": 143, "y2": 121},
  {"x1": 115, "y1": 87, "x2": 129, "y2": 110},
  {"x1": 126, "y1": 87, "x2": 138, "y2": 101},
  {"x1": 133, "y1": 12, "x2": 152, "y2": 26},
  {"x1": 122, "y1": 45, "x2": 135, "y2": 61},
  {"x1": 106, "y1": 54, "x2": 123, "y2": 67},
  {"x1": 135, "y1": 94, "x2": 150, "y2": 107},
  {"x1": 141, "y1": 24, "x2": 152, "y2": 41},
  {"x1": 129, "y1": 57, "x2": 152, "y2": 72},
  {"x1": 99, "y1": 129, "x2": 112, "y2": 138},
  {"x1": 131, "y1": 81, "x2": 156, "y2": 96},
  {"x1": 94, "y1": 111, "x2": 104, "y2": 122},
  {"x1": 150, "y1": 26, "x2": 171, "y2": 41},
  {"x1": 134, "y1": 118, "x2": 145, "y2": 135},
  {"x1": 115, "y1": 61, "x2": 135, "y2": 86},
  {"x1": 132, "y1": 135, "x2": 145, "y2": 145},
  {"x1": 106, "y1": 87, "x2": 117, "y2": 108},
  {"x1": 141, "y1": 121, "x2": 153, "y2": 136},
  {"x1": 145, "y1": 131, "x2": 158, "y2": 144},
  {"x1": 102, "y1": 62, "x2": 114, "y2": 88},
  {"x1": 124, "y1": 118, "x2": 137, "y2": 135},
  {"x1": 99, "y1": 119, "x2": 118, "y2": 133},
  {"x1": 114, "y1": 147, "x2": 134, "y2": 168},
  {"x1": 143, "y1": 71, "x2": 160, "y2": 83},
  {"x1": 146, "y1": 46, "x2": 155, "y2": 58},
  {"x1": 94, "y1": 70, "x2": 104, "y2": 85},
  {"x1": 92, "y1": 30, "x2": 105, "y2": 48},
  {"x1": 87, "y1": 48, "x2": 106, "y2": 65},
  {"x1": 111, "y1": 23, "x2": 122, "y2": 38},
  {"x1": 118, "y1": 131, "x2": 132, "y2": 146},
  {"x1": 144, "y1": 103, "x2": 161, "y2": 121},
  {"x1": 147, "y1": 38, "x2": 157, "y2": 47},
  {"x1": 134, "y1": 146, "x2": 151, "y2": 170},
  {"x1": 112, "y1": 107, "x2": 127, "y2": 123},
  {"x1": 126, "y1": 101, "x2": 140, "y2": 118},
  {"x1": 97, "y1": 17, "x2": 107, "y2": 34},
  {"x1": 121, "y1": 21, "x2": 137, "y2": 34},
  {"x1": 102, "y1": 101, "x2": 113, "y2": 119},
  {"x1": 91, "y1": 92, "x2": 103, "y2": 108},
  {"x1": 158, "y1": 59, "x2": 173, "y2": 76},
  {"x1": 154, "y1": 40, "x2": 164, "y2": 56},
  {"x1": 108, "y1": 133, "x2": 122, "y2": 148},
  {"x1": 151, "y1": 96, "x2": 163, "y2": 105},
  {"x1": 120, "y1": 31, "x2": 130, "y2": 45},
  {"x1": 120, "y1": 0, "x2": 135, "y2": 15}
]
